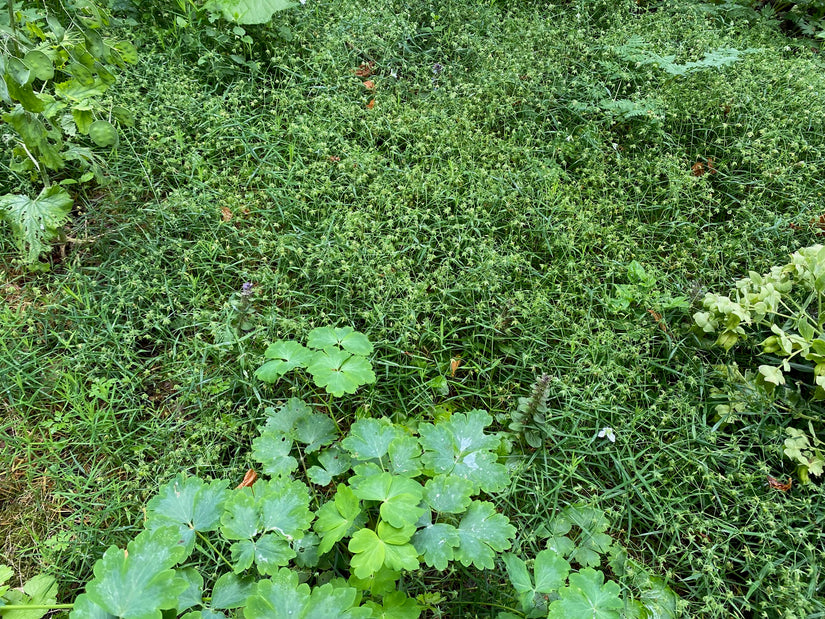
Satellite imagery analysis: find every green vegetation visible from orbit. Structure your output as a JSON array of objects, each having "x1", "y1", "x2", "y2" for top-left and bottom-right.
[{"x1": 3, "y1": 0, "x2": 825, "y2": 616}]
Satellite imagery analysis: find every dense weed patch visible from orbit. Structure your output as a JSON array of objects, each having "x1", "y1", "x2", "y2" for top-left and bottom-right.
[{"x1": 2, "y1": 0, "x2": 825, "y2": 615}]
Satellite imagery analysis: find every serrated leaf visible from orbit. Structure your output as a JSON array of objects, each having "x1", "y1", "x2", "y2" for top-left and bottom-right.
[
  {"x1": 292, "y1": 533, "x2": 320, "y2": 568},
  {"x1": 563, "y1": 506, "x2": 613, "y2": 568},
  {"x1": 419, "y1": 410, "x2": 508, "y2": 493},
  {"x1": 263, "y1": 398, "x2": 311, "y2": 433},
  {"x1": 502, "y1": 553, "x2": 532, "y2": 594},
  {"x1": 307, "y1": 349, "x2": 376, "y2": 396},
  {"x1": 250, "y1": 534, "x2": 296, "y2": 575},
  {"x1": 307, "y1": 446, "x2": 352, "y2": 486},
  {"x1": 294, "y1": 413, "x2": 337, "y2": 453},
  {"x1": 454, "y1": 501, "x2": 516, "y2": 570},
  {"x1": 341, "y1": 418, "x2": 402, "y2": 461},
  {"x1": 220, "y1": 488, "x2": 260, "y2": 540},
  {"x1": 314, "y1": 485, "x2": 363, "y2": 554},
  {"x1": 387, "y1": 435, "x2": 422, "y2": 477},
  {"x1": 535, "y1": 549, "x2": 571, "y2": 593},
  {"x1": 348, "y1": 522, "x2": 418, "y2": 578},
  {"x1": 176, "y1": 568, "x2": 203, "y2": 612},
  {"x1": 306, "y1": 327, "x2": 373, "y2": 355},
  {"x1": 251, "y1": 431, "x2": 298, "y2": 477},
  {"x1": 412, "y1": 522, "x2": 460, "y2": 570},
  {"x1": 86, "y1": 527, "x2": 188, "y2": 619},
  {"x1": 258, "y1": 477, "x2": 313, "y2": 540},
  {"x1": 1, "y1": 186, "x2": 72, "y2": 264},
  {"x1": 363, "y1": 591, "x2": 421, "y2": 619},
  {"x1": 256, "y1": 341, "x2": 314, "y2": 382},
  {"x1": 547, "y1": 568, "x2": 623, "y2": 619},
  {"x1": 146, "y1": 475, "x2": 229, "y2": 554},
  {"x1": 205, "y1": 0, "x2": 297, "y2": 25},
  {"x1": 245, "y1": 569, "x2": 309, "y2": 618},
  {"x1": 423, "y1": 475, "x2": 474, "y2": 514},
  {"x1": 304, "y1": 582, "x2": 369, "y2": 617},
  {"x1": 348, "y1": 566, "x2": 401, "y2": 596},
  {"x1": 351, "y1": 471, "x2": 424, "y2": 528},
  {"x1": 211, "y1": 572, "x2": 255, "y2": 610}
]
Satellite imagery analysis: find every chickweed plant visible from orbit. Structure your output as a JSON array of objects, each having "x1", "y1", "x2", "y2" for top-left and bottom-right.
[{"x1": 3, "y1": 0, "x2": 825, "y2": 615}]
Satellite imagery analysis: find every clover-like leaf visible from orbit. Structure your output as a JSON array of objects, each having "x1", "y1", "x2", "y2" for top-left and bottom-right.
[
  {"x1": 307, "y1": 446, "x2": 352, "y2": 486},
  {"x1": 146, "y1": 475, "x2": 229, "y2": 554},
  {"x1": 423, "y1": 475, "x2": 474, "y2": 514},
  {"x1": 85, "y1": 527, "x2": 188, "y2": 619},
  {"x1": 242, "y1": 534, "x2": 296, "y2": 575},
  {"x1": 307, "y1": 326, "x2": 374, "y2": 355},
  {"x1": 412, "y1": 522, "x2": 460, "y2": 570},
  {"x1": 314, "y1": 485, "x2": 363, "y2": 554},
  {"x1": 342, "y1": 418, "x2": 402, "y2": 461},
  {"x1": 562, "y1": 505, "x2": 614, "y2": 568},
  {"x1": 454, "y1": 501, "x2": 516, "y2": 570},
  {"x1": 547, "y1": 568, "x2": 623, "y2": 619},
  {"x1": 256, "y1": 341, "x2": 313, "y2": 383},
  {"x1": 211, "y1": 572, "x2": 255, "y2": 610},
  {"x1": 350, "y1": 471, "x2": 425, "y2": 528},
  {"x1": 348, "y1": 522, "x2": 418, "y2": 578},
  {"x1": 306, "y1": 349, "x2": 376, "y2": 396},
  {"x1": 419, "y1": 410, "x2": 508, "y2": 493},
  {"x1": 251, "y1": 431, "x2": 298, "y2": 477},
  {"x1": 347, "y1": 566, "x2": 401, "y2": 597}
]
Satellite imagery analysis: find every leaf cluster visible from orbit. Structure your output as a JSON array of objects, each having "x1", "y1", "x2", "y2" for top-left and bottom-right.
[{"x1": 255, "y1": 327, "x2": 376, "y2": 397}]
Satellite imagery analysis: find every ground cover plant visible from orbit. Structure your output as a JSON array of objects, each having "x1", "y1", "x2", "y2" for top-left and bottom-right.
[{"x1": 2, "y1": 0, "x2": 825, "y2": 616}]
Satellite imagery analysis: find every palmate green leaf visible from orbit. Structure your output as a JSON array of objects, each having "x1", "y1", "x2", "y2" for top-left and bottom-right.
[
  {"x1": 412, "y1": 521, "x2": 460, "y2": 570},
  {"x1": 306, "y1": 349, "x2": 376, "y2": 397},
  {"x1": 256, "y1": 341, "x2": 314, "y2": 382},
  {"x1": 423, "y1": 474, "x2": 474, "y2": 514},
  {"x1": 419, "y1": 410, "x2": 508, "y2": 493},
  {"x1": 314, "y1": 485, "x2": 363, "y2": 554},
  {"x1": 211, "y1": 572, "x2": 255, "y2": 610},
  {"x1": 307, "y1": 446, "x2": 352, "y2": 486},
  {"x1": 245, "y1": 569, "x2": 368, "y2": 619},
  {"x1": 562, "y1": 506, "x2": 613, "y2": 568},
  {"x1": 348, "y1": 566, "x2": 400, "y2": 596},
  {"x1": 292, "y1": 533, "x2": 320, "y2": 568},
  {"x1": 534, "y1": 549, "x2": 571, "y2": 593},
  {"x1": 454, "y1": 501, "x2": 516, "y2": 570},
  {"x1": 258, "y1": 478, "x2": 313, "y2": 540},
  {"x1": 69, "y1": 594, "x2": 117, "y2": 619},
  {"x1": 294, "y1": 413, "x2": 337, "y2": 453},
  {"x1": 363, "y1": 591, "x2": 421, "y2": 619},
  {"x1": 502, "y1": 553, "x2": 534, "y2": 611},
  {"x1": 205, "y1": 0, "x2": 297, "y2": 25},
  {"x1": 342, "y1": 418, "x2": 402, "y2": 461},
  {"x1": 348, "y1": 522, "x2": 419, "y2": 578},
  {"x1": 387, "y1": 435, "x2": 422, "y2": 477},
  {"x1": 307, "y1": 326, "x2": 374, "y2": 355},
  {"x1": 85, "y1": 527, "x2": 188, "y2": 619},
  {"x1": 221, "y1": 488, "x2": 259, "y2": 540},
  {"x1": 146, "y1": 475, "x2": 229, "y2": 554},
  {"x1": 547, "y1": 569, "x2": 623, "y2": 619},
  {"x1": 251, "y1": 431, "x2": 298, "y2": 477},
  {"x1": 176, "y1": 568, "x2": 204, "y2": 612},
  {"x1": 1, "y1": 186, "x2": 73, "y2": 264},
  {"x1": 350, "y1": 471, "x2": 425, "y2": 528},
  {"x1": 264, "y1": 398, "x2": 312, "y2": 434},
  {"x1": 229, "y1": 534, "x2": 295, "y2": 575}
]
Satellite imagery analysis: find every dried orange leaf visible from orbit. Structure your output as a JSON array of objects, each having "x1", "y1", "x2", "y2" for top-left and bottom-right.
[
  {"x1": 366, "y1": 99, "x2": 375, "y2": 110},
  {"x1": 220, "y1": 206, "x2": 233, "y2": 222},
  {"x1": 363, "y1": 80, "x2": 375, "y2": 90},
  {"x1": 237, "y1": 469, "x2": 258, "y2": 489}
]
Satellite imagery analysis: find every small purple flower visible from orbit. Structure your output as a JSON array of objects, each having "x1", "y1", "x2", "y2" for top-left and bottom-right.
[
  {"x1": 241, "y1": 282, "x2": 254, "y2": 296},
  {"x1": 432, "y1": 63, "x2": 443, "y2": 75}
]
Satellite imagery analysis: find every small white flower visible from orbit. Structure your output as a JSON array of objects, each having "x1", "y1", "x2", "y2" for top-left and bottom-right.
[{"x1": 598, "y1": 427, "x2": 616, "y2": 443}]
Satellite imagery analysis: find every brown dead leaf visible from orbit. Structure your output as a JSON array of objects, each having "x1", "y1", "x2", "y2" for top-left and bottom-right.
[
  {"x1": 220, "y1": 206, "x2": 233, "y2": 222},
  {"x1": 354, "y1": 61, "x2": 375, "y2": 78},
  {"x1": 363, "y1": 80, "x2": 375, "y2": 90},
  {"x1": 237, "y1": 469, "x2": 258, "y2": 489},
  {"x1": 767, "y1": 475, "x2": 792, "y2": 492},
  {"x1": 366, "y1": 99, "x2": 375, "y2": 110},
  {"x1": 450, "y1": 356, "x2": 462, "y2": 377}
]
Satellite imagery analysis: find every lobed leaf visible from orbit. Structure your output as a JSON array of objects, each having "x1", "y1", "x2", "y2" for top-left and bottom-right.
[{"x1": 454, "y1": 501, "x2": 516, "y2": 570}]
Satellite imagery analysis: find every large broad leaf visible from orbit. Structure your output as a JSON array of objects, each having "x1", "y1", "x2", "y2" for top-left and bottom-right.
[
  {"x1": 245, "y1": 570, "x2": 368, "y2": 619},
  {"x1": 419, "y1": 410, "x2": 508, "y2": 493},
  {"x1": 205, "y1": 0, "x2": 297, "y2": 25},
  {"x1": 145, "y1": 475, "x2": 229, "y2": 554},
  {"x1": 363, "y1": 591, "x2": 421, "y2": 619},
  {"x1": 211, "y1": 572, "x2": 255, "y2": 610},
  {"x1": 547, "y1": 568, "x2": 623, "y2": 619},
  {"x1": 251, "y1": 431, "x2": 298, "y2": 477},
  {"x1": 453, "y1": 501, "x2": 516, "y2": 570},
  {"x1": 0, "y1": 186, "x2": 73, "y2": 264},
  {"x1": 85, "y1": 527, "x2": 189, "y2": 619},
  {"x1": 387, "y1": 435, "x2": 422, "y2": 477},
  {"x1": 423, "y1": 475, "x2": 474, "y2": 514},
  {"x1": 2, "y1": 573, "x2": 58, "y2": 619},
  {"x1": 306, "y1": 349, "x2": 376, "y2": 396},
  {"x1": 257, "y1": 478, "x2": 313, "y2": 540}
]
